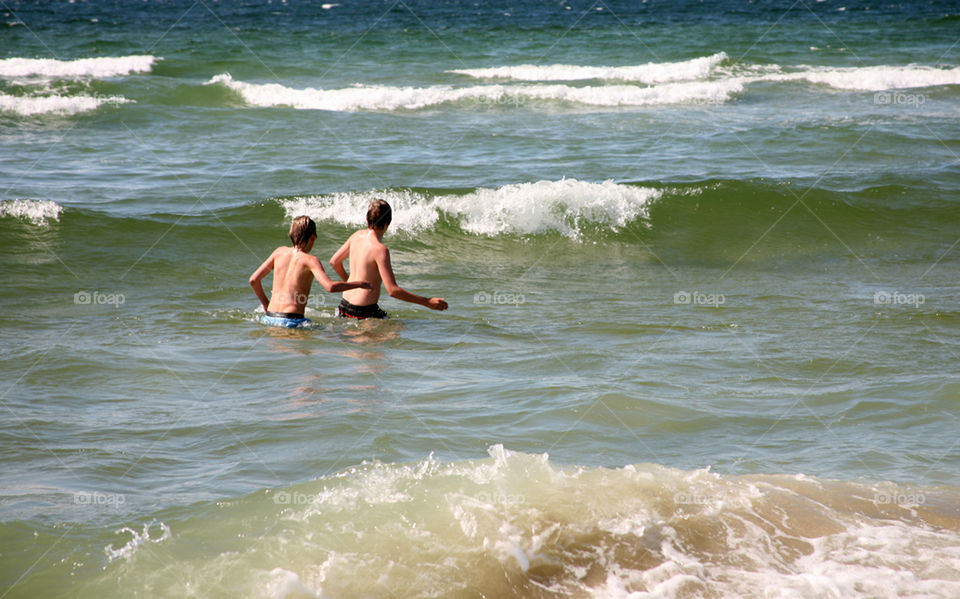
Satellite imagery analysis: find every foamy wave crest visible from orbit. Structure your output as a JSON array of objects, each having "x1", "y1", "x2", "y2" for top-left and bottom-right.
[
  {"x1": 780, "y1": 64, "x2": 960, "y2": 91},
  {"x1": 439, "y1": 179, "x2": 662, "y2": 236},
  {"x1": 282, "y1": 189, "x2": 441, "y2": 232},
  {"x1": 93, "y1": 447, "x2": 960, "y2": 598},
  {"x1": 508, "y1": 79, "x2": 740, "y2": 107},
  {"x1": 0, "y1": 55, "x2": 156, "y2": 79},
  {"x1": 448, "y1": 52, "x2": 728, "y2": 83},
  {"x1": 0, "y1": 199, "x2": 63, "y2": 224},
  {"x1": 281, "y1": 179, "x2": 662, "y2": 238},
  {"x1": 0, "y1": 92, "x2": 131, "y2": 116},
  {"x1": 208, "y1": 73, "x2": 740, "y2": 111}
]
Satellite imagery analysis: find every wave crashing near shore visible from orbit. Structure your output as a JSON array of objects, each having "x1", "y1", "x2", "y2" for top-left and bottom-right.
[{"x1": 96, "y1": 446, "x2": 960, "y2": 598}]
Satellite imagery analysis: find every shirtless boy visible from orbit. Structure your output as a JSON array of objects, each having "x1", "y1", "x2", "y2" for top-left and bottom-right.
[
  {"x1": 330, "y1": 199, "x2": 448, "y2": 319},
  {"x1": 250, "y1": 215, "x2": 371, "y2": 327}
]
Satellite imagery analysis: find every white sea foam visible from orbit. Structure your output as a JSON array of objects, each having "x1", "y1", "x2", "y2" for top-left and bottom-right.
[
  {"x1": 438, "y1": 179, "x2": 662, "y2": 237},
  {"x1": 448, "y1": 52, "x2": 729, "y2": 83},
  {"x1": 280, "y1": 179, "x2": 662, "y2": 239},
  {"x1": 0, "y1": 92, "x2": 131, "y2": 116},
  {"x1": 209, "y1": 58, "x2": 958, "y2": 116},
  {"x1": 0, "y1": 199, "x2": 64, "y2": 224},
  {"x1": 104, "y1": 521, "x2": 171, "y2": 562},
  {"x1": 772, "y1": 64, "x2": 960, "y2": 91},
  {"x1": 208, "y1": 72, "x2": 742, "y2": 111},
  {"x1": 262, "y1": 568, "x2": 323, "y2": 598},
  {"x1": 281, "y1": 189, "x2": 441, "y2": 233},
  {"x1": 0, "y1": 55, "x2": 157, "y2": 79},
  {"x1": 91, "y1": 447, "x2": 960, "y2": 598}
]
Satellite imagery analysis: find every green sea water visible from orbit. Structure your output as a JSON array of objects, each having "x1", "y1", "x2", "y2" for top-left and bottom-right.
[{"x1": 2, "y1": 1, "x2": 960, "y2": 597}]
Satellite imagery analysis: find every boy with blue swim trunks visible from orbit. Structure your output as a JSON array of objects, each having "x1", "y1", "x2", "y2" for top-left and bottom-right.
[{"x1": 250, "y1": 216, "x2": 371, "y2": 327}]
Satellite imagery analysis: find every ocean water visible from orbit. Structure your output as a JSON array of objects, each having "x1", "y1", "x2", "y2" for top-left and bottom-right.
[{"x1": 2, "y1": 0, "x2": 960, "y2": 597}]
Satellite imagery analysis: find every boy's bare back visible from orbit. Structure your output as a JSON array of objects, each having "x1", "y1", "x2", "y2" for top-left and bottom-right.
[
  {"x1": 341, "y1": 230, "x2": 386, "y2": 307},
  {"x1": 249, "y1": 215, "x2": 371, "y2": 318},
  {"x1": 264, "y1": 246, "x2": 322, "y2": 314},
  {"x1": 330, "y1": 199, "x2": 447, "y2": 314}
]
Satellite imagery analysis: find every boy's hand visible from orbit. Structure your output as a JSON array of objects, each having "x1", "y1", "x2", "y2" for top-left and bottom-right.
[
  {"x1": 427, "y1": 297, "x2": 448, "y2": 311},
  {"x1": 358, "y1": 281, "x2": 373, "y2": 290}
]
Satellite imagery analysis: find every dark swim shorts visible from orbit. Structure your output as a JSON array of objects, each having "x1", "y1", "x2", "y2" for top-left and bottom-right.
[{"x1": 337, "y1": 298, "x2": 388, "y2": 320}]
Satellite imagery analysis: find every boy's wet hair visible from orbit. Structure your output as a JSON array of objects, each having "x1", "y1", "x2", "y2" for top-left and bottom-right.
[
  {"x1": 367, "y1": 199, "x2": 392, "y2": 230},
  {"x1": 289, "y1": 215, "x2": 316, "y2": 249}
]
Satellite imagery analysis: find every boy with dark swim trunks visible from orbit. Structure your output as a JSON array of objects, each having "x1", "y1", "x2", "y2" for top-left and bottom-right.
[
  {"x1": 330, "y1": 199, "x2": 448, "y2": 319},
  {"x1": 250, "y1": 216, "x2": 371, "y2": 327}
]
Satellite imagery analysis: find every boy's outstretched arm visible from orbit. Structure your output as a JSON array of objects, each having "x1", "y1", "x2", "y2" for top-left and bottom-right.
[
  {"x1": 249, "y1": 250, "x2": 276, "y2": 311},
  {"x1": 377, "y1": 247, "x2": 448, "y2": 311},
  {"x1": 309, "y1": 257, "x2": 371, "y2": 293},
  {"x1": 329, "y1": 237, "x2": 351, "y2": 282}
]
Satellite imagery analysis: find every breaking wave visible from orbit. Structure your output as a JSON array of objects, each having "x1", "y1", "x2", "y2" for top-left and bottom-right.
[
  {"x1": 90, "y1": 446, "x2": 960, "y2": 598},
  {"x1": 279, "y1": 179, "x2": 663, "y2": 239},
  {"x1": 0, "y1": 55, "x2": 157, "y2": 79}
]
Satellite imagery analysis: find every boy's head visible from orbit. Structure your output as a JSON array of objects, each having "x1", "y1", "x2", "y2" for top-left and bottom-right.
[
  {"x1": 366, "y1": 199, "x2": 392, "y2": 232},
  {"x1": 289, "y1": 215, "x2": 317, "y2": 250}
]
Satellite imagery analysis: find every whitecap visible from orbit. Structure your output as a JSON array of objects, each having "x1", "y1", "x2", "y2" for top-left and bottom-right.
[
  {"x1": 448, "y1": 52, "x2": 729, "y2": 83},
  {"x1": 279, "y1": 179, "x2": 662, "y2": 239},
  {"x1": 0, "y1": 55, "x2": 157, "y2": 79},
  {"x1": 207, "y1": 73, "x2": 742, "y2": 111},
  {"x1": 0, "y1": 199, "x2": 64, "y2": 224},
  {"x1": 0, "y1": 92, "x2": 131, "y2": 116}
]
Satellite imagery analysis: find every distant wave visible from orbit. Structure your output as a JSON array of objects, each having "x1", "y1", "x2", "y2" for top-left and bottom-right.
[
  {"x1": 0, "y1": 199, "x2": 63, "y2": 224},
  {"x1": 280, "y1": 179, "x2": 662, "y2": 238},
  {"x1": 452, "y1": 57, "x2": 960, "y2": 91},
  {"x1": 448, "y1": 52, "x2": 729, "y2": 83},
  {"x1": 207, "y1": 73, "x2": 741, "y2": 110},
  {"x1": 770, "y1": 64, "x2": 960, "y2": 91},
  {"x1": 0, "y1": 55, "x2": 157, "y2": 79},
  {"x1": 0, "y1": 92, "x2": 131, "y2": 116},
  {"x1": 206, "y1": 59, "x2": 958, "y2": 114}
]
